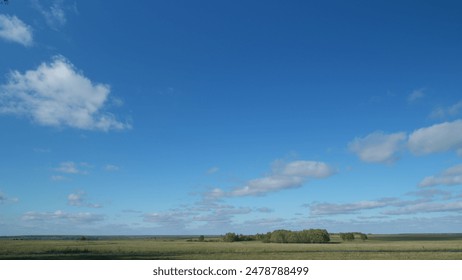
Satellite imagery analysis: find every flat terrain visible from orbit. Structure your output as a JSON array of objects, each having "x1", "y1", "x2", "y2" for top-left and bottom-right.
[{"x1": 1, "y1": 234, "x2": 462, "y2": 260}]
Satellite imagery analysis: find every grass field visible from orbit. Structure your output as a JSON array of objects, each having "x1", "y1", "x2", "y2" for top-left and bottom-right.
[{"x1": 1, "y1": 234, "x2": 462, "y2": 260}]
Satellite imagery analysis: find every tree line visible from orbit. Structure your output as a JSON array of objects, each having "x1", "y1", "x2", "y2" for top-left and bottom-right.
[
  {"x1": 223, "y1": 229, "x2": 331, "y2": 243},
  {"x1": 222, "y1": 230, "x2": 369, "y2": 243}
]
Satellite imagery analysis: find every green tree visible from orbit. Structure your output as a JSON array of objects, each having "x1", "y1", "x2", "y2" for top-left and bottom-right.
[
  {"x1": 340, "y1": 232, "x2": 355, "y2": 241},
  {"x1": 223, "y1": 232, "x2": 238, "y2": 242},
  {"x1": 269, "y1": 230, "x2": 291, "y2": 243},
  {"x1": 198, "y1": 235, "x2": 205, "y2": 242}
]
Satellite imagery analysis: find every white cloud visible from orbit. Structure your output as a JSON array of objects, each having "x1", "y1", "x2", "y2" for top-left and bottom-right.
[
  {"x1": 0, "y1": 14, "x2": 33, "y2": 46},
  {"x1": 408, "y1": 119, "x2": 462, "y2": 155},
  {"x1": 408, "y1": 88, "x2": 425, "y2": 102},
  {"x1": 309, "y1": 199, "x2": 395, "y2": 216},
  {"x1": 50, "y1": 175, "x2": 67, "y2": 181},
  {"x1": 206, "y1": 166, "x2": 219, "y2": 175},
  {"x1": 419, "y1": 164, "x2": 462, "y2": 187},
  {"x1": 0, "y1": 56, "x2": 131, "y2": 131},
  {"x1": 207, "y1": 160, "x2": 335, "y2": 198},
  {"x1": 143, "y1": 211, "x2": 190, "y2": 229},
  {"x1": 32, "y1": 0, "x2": 70, "y2": 30},
  {"x1": 384, "y1": 201, "x2": 462, "y2": 215},
  {"x1": 430, "y1": 101, "x2": 462, "y2": 119},
  {"x1": 67, "y1": 192, "x2": 102, "y2": 208},
  {"x1": 0, "y1": 191, "x2": 19, "y2": 204},
  {"x1": 104, "y1": 164, "x2": 120, "y2": 172},
  {"x1": 22, "y1": 210, "x2": 104, "y2": 223},
  {"x1": 348, "y1": 131, "x2": 407, "y2": 163},
  {"x1": 54, "y1": 161, "x2": 81, "y2": 174},
  {"x1": 67, "y1": 192, "x2": 83, "y2": 206},
  {"x1": 256, "y1": 207, "x2": 274, "y2": 213}
]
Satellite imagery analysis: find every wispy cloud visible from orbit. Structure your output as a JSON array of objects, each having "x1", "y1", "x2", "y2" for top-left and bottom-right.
[
  {"x1": 0, "y1": 14, "x2": 33, "y2": 46},
  {"x1": 407, "y1": 88, "x2": 425, "y2": 103},
  {"x1": 256, "y1": 207, "x2": 274, "y2": 213},
  {"x1": 55, "y1": 162, "x2": 79, "y2": 174},
  {"x1": 206, "y1": 166, "x2": 219, "y2": 175},
  {"x1": 308, "y1": 189, "x2": 462, "y2": 217},
  {"x1": 22, "y1": 210, "x2": 104, "y2": 223},
  {"x1": 0, "y1": 56, "x2": 131, "y2": 131},
  {"x1": 309, "y1": 198, "x2": 397, "y2": 216},
  {"x1": 419, "y1": 164, "x2": 462, "y2": 187},
  {"x1": 50, "y1": 175, "x2": 67, "y2": 182},
  {"x1": 348, "y1": 131, "x2": 406, "y2": 163},
  {"x1": 32, "y1": 0, "x2": 73, "y2": 30},
  {"x1": 68, "y1": 192, "x2": 102, "y2": 208},
  {"x1": 207, "y1": 160, "x2": 335, "y2": 198},
  {"x1": 143, "y1": 211, "x2": 190, "y2": 229},
  {"x1": 408, "y1": 119, "x2": 462, "y2": 155},
  {"x1": 0, "y1": 191, "x2": 18, "y2": 204},
  {"x1": 104, "y1": 164, "x2": 120, "y2": 172},
  {"x1": 54, "y1": 161, "x2": 87, "y2": 175},
  {"x1": 430, "y1": 100, "x2": 462, "y2": 119},
  {"x1": 384, "y1": 201, "x2": 462, "y2": 215}
]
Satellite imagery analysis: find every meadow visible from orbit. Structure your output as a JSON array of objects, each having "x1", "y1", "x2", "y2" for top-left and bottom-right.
[{"x1": 1, "y1": 234, "x2": 462, "y2": 260}]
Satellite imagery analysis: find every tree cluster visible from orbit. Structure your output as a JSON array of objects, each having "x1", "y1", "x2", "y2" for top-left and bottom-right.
[
  {"x1": 339, "y1": 232, "x2": 368, "y2": 241},
  {"x1": 223, "y1": 232, "x2": 257, "y2": 242},
  {"x1": 265, "y1": 229, "x2": 330, "y2": 243}
]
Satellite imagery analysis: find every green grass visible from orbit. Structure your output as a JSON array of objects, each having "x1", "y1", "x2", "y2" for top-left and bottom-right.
[{"x1": 1, "y1": 234, "x2": 462, "y2": 260}]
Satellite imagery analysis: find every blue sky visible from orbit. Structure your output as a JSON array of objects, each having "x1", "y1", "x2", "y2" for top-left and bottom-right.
[{"x1": 1, "y1": 0, "x2": 462, "y2": 235}]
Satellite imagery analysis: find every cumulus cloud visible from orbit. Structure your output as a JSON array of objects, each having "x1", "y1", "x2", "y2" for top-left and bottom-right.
[
  {"x1": 419, "y1": 164, "x2": 462, "y2": 187},
  {"x1": 207, "y1": 160, "x2": 335, "y2": 198},
  {"x1": 408, "y1": 119, "x2": 462, "y2": 155},
  {"x1": 0, "y1": 56, "x2": 131, "y2": 131},
  {"x1": 0, "y1": 14, "x2": 33, "y2": 46},
  {"x1": 348, "y1": 131, "x2": 407, "y2": 163}
]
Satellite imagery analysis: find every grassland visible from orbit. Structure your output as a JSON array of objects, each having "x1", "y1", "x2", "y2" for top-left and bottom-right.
[{"x1": 1, "y1": 234, "x2": 462, "y2": 260}]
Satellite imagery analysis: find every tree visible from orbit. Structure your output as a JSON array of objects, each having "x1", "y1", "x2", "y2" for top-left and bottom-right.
[
  {"x1": 223, "y1": 232, "x2": 239, "y2": 242},
  {"x1": 359, "y1": 233, "x2": 368, "y2": 241},
  {"x1": 269, "y1": 230, "x2": 291, "y2": 243},
  {"x1": 266, "y1": 229, "x2": 330, "y2": 244},
  {"x1": 340, "y1": 232, "x2": 355, "y2": 241},
  {"x1": 198, "y1": 235, "x2": 205, "y2": 242}
]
